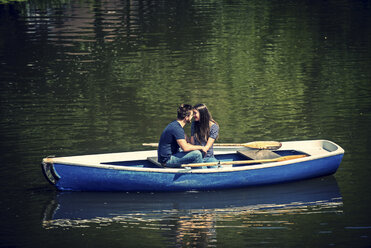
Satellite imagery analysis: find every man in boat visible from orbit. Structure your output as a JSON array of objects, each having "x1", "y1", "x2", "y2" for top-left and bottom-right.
[{"x1": 158, "y1": 104, "x2": 207, "y2": 167}]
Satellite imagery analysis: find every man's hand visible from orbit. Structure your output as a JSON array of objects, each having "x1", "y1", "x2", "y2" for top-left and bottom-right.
[
  {"x1": 177, "y1": 139, "x2": 203, "y2": 152},
  {"x1": 201, "y1": 146, "x2": 208, "y2": 156}
]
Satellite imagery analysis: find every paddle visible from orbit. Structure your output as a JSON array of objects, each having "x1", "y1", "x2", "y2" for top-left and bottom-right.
[
  {"x1": 180, "y1": 154, "x2": 307, "y2": 168},
  {"x1": 213, "y1": 141, "x2": 282, "y2": 150},
  {"x1": 142, "y1": 141, "x2": 282, "y2": 150}
]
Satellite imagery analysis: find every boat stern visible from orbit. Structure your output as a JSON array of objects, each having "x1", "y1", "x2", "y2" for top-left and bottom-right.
[{"x1": 41, "y1": 156, "x2": 60, "y2": 185}]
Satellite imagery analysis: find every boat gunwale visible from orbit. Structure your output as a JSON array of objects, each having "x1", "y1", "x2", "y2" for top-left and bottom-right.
[{"x1": 44, "y1": 140, "x2": 344, "y2": 174}]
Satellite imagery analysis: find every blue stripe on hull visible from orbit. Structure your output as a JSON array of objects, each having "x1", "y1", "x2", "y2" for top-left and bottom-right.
[{"x1": 54, "y1": 154, "x2": 343, "y2": 192}]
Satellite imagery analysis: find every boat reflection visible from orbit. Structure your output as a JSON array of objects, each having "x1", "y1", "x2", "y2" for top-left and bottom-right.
[
  {"x1": 43, "y1": 176, "x2": 342, "y2": 228},
  {"x1": 42, "y1": 176, "x2": 342, "y2": 245}
]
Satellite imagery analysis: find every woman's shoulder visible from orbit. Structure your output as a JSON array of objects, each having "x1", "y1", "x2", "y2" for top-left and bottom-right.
[
  {"x1": 210, "y1": 122, "x2": 219, "y2": 132},
  {"x1": 210, "y1": 121, "x2": 219, "y2": 128},
  {"x1": 209, "y1": 121, "x2": 219, "y2": 138}
]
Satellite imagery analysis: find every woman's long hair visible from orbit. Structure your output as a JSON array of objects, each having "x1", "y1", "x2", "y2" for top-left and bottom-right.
[{"x1": 193, "y1": 104, "x2": 218, "y2": 143}]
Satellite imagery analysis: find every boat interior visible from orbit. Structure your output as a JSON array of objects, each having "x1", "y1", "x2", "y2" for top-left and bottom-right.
[{"x1": 100, "y1": 149, "x2": 308, "y2": 169}]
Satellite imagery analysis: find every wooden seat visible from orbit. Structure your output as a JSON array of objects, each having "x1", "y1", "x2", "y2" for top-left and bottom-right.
[
  {"x1": 147, "y1": 157, "x2": 165, "y2": 168},
  {"x1": 237, "y1": 149, "x2": 281, "y2": 160}
]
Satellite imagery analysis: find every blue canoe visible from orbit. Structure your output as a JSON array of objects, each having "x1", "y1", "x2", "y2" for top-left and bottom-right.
[{"x1": 41, "y1": 140, "x2": 344, "y2": 192}]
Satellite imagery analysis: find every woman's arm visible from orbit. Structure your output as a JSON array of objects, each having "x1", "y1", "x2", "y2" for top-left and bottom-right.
[
  {"x1": 177, "y1": 139, "x2": 203, "y2": 152},
  {"x1": 203, "y1": 123, "x2": 219, "y2": 152},
  {"x1": 203, "y1": 137, "x2": 216, "y2": 152}
]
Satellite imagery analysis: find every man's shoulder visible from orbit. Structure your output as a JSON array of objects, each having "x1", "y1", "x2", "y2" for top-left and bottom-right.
[
  {"x1": 166, "y1": 120, "x2": 181, "y2": 129},
  {"x1": 162, "y1": 120, "x2": 182, "y2": 135},
  {"x1": 166, "y1": 120, "x2": 184, "y2": 138}
]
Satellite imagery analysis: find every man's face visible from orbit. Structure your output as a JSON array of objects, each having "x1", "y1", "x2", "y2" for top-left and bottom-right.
[{"x1": 185, "y1": 111, "x2": 193, "y2": 123}]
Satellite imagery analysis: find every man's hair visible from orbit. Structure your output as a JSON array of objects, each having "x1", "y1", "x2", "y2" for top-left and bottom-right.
[{"x1": 177, "y1": 104, "x2": 193, "y2": 120}]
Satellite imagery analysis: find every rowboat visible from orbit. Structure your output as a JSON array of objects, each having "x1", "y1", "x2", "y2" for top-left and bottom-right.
[
  {"x1": 42, "y1": 176, "x2": 342, "y2": 229},
  {"x1": 41, "y1": 140, "x2": 344, "y2": 192}
]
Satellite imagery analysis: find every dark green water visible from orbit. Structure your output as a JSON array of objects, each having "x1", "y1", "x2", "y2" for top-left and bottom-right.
[{"x1": 0, "y1": 0, "x2": 370, "y2": 247}]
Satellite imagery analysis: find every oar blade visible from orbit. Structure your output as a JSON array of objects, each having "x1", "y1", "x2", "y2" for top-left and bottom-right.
[
  {"x1": 244, "y1": 141, "x2": 282, "y2": 150},
  {"x1": 142, "y1": 143, "x2": 159, "y2": 147}
]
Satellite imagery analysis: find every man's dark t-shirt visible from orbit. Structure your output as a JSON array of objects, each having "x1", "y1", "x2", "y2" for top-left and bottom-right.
[{"x1": 158, "y1": 121, "x2": 185, "y2": 164}]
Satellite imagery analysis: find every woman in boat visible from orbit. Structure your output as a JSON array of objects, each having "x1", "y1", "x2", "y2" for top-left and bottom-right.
[{"x1": 191, "y1": 104, "x2": 219, "y2": 163}]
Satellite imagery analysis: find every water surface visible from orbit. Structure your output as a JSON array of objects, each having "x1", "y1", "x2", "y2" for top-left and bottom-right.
[{"x1": 0, "y1": 0, "x2": 370, "y2": 247}]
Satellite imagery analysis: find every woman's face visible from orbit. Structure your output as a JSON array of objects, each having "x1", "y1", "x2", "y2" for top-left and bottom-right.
[{"x1": 193, "y1": 109, "x2": 200, "y2": 121}]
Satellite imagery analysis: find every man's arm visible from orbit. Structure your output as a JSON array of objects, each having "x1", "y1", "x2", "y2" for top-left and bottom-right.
[{"x1": 177, "y1": 139, "x2": 203, "y2": 152}]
